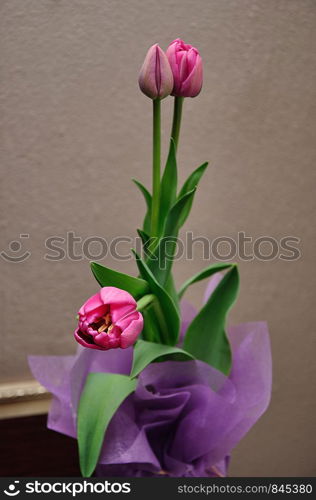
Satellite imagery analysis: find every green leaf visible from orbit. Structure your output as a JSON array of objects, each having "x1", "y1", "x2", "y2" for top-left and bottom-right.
[
  {"x1": 178, "y1": 161, "x2": 209, "y2": 198},
  {"x1": 91, "y1": 262, "x2": 150, "y2": 300},
  {"x1": 158, "y1": 139, "x2": 177, "y2": 235},
  {"x1": 133, "y1": 250, "x2": 180, "y2": 345},
  {"x1": 148, "y1": 189, "x2": 196, "y2": 285},
  {"x1": 136, "y1": 230, "x2": 160, "y2": 267},
  {"x1": 165, "y1": 273, "x2": 180, "y2": 312},
  {"x1": 141, "y1": 305, "x2": 163, "y2": 343},
  {"x1": 132, "y1": 179, "x2": 152, "y2": 234},
  {"x1": 77, "y1": 373, "x2": 137, "y2": 477},
  {"x1": 164, "y1": 189, "x2": 196, "y2": 237},
  {"x1": 183, "y1": 265, "x2": 239, "y2": 375},
  {"x1": 137, "y1": 228, "x2": 150, "y2": 247},
  {"x1": 131, "y1": 339, "x2": 194, "y2": 378},
  {"x1": 178, "y1": 262, "x2": 234, "y2": 299},
  {"x1": 177, "y1": 162, "x2": 209, "y2": 227}
]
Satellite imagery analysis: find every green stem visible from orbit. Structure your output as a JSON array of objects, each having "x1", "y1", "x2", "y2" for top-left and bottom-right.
[
  {"x1": 136, "y1": 294, "x2": 155, "y2": 312},
  {"x1": 152, "y1": 299, "x2": 169, "y2": 345},
  {"x1": 170, "y1": 96, "x2": 184, "y2": 151},
  {"x1": 137, "y1": 294, "x2": 168, "y2": 344},
  {"x1": 168, "y1": 97, "x2": 184, "y2": 306},
  {"x1": 151, "y1": 98, "x2": 161, "y2": 237}
]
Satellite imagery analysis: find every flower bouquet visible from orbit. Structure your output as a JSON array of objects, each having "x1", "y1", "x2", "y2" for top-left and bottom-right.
[{"x1": 29, "y1": 39, "x2": 272, "y2": 478}]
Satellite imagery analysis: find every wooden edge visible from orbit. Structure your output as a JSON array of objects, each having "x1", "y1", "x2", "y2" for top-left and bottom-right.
[{"x1": 0, "y1": 380, "x2": 51, "y2": 420}]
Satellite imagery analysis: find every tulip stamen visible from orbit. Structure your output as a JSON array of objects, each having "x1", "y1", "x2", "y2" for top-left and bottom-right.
[
  {"x1": 97, "y1": 313, "x2": 113, "y2": 333},
  {"x1": 104, "y1": 313, "x2": 111, "y2": 325},
  {"x1": 97, "y1": 323, "x2": 108, "y2": 333}
]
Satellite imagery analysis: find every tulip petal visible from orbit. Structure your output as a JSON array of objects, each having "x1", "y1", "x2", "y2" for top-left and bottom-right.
[
  {"x1": 120, "y1": 314, "x2": 144, "y2": 349},
  {"x1": 181, "y1": 54, "x2": 203, "y2": 97},
  {"x1": 157, "y1": 47, "x2": 174, "y2": 98},
  {"x1": 179, "y1": 52, "x2": 189, "y2": 88},
  {"x1": 100, "y1": 286, "x2": 137, "y2": 308},
  {"x1": 166, "y1": 42, "x2": 181, "y2": 93},
  {"x1": 138, "y1": 44, "x2": 159, "y2": 99},
  {"x1": 79, "y1": 291, "x2": 104, "y2": 316}
]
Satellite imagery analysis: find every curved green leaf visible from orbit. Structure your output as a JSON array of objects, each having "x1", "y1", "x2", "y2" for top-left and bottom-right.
[
  {"x1": 183, "y1": 265, "x2": 239, "y2": 375},
  {"x1": 158, "y1": 139, "x2": 177, "y2": 235},
  {"x1": 148, "y1": 189, "x2": 196, "y2": 285},
  {"x1": 133, "y1": 250, "x2": 180, "y2": 345},
  {"x1": 178, "y1": 161, "x2": 209, "y2": 198},
  {"x1": 178, "y1": 262, "x2": 234, "y2": 299},
  {"x1": 137, "y1": 228, "x2": 150, "y2": 247},
  {"x1": 165, "y1": 273, "x2": 180, "y2": 312},
  {"x1": 131, "y1": 339, "x2": 194, "y2": 379},
  {"x1": 164, "y1": 188, "x2": 196, "y2": 236},
  {"x1": 141, "y1": 305, "x2": 163, "y2": 343},
  {"x1": 77, "y1": 373, "x2": 137, "y2": 477},
  {"x1": 91, "y1": 262, "x2": 149, "y2": 300},
  {"x1": 177, "y1": 162, "x2": 209, "y2": 227},
  {"x1": 132, "y1": 179, "x2": 151, "y2": 208},
  {"x1": 132, "y1": 179, "x2": 152, "y2": 234}
]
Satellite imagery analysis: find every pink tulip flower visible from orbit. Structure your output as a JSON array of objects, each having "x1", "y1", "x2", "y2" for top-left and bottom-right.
[
  {"x1": 138, "y1": 43, "x2": 174, "y2": 99},
  {"x1": 74, "y1": 287, "x2": 143, "y2": 350},
  {"x1": 166, "y1": 38, "x2": 203, "y2": 97}
]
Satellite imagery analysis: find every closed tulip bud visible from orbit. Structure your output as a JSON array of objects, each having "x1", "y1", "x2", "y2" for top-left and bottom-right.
[
  {"x1": 166, "y1": 38, "x2": 203, "y2": 97},
  {"x1": 138, "y1": 44, "x2": 174, "y2": 99}
]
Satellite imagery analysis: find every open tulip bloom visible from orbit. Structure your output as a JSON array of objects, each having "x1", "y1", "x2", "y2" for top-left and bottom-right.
[{"x1": 29, "y1": 39, "x2": 272, "y2": 478}]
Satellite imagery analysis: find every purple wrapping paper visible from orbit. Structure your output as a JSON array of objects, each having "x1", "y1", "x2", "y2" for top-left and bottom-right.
[{"x1": 29, "y1": 318, "x2": 271, "y2": 477}]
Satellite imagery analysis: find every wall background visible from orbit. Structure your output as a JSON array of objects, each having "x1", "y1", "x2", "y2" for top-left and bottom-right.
[{"x1": 1, "y1": 0, "x2": 315, "y2": 476}]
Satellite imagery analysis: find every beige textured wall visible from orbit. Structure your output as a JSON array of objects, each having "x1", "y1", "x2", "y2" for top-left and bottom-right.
[{"x1": 1, "y1": 0, "x2": 315, "y2": 476}]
